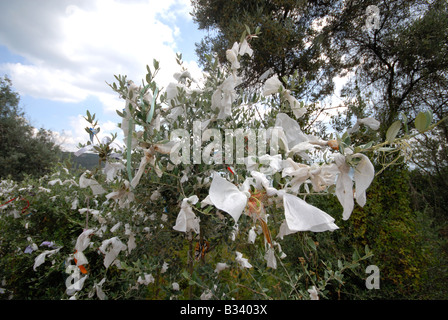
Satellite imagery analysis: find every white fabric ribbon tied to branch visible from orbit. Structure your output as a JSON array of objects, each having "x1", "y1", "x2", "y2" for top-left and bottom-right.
[
  {"x1": 79, "y1": 171, "x2": 106, "y2": 195},
  {"x1": 334, "y1": 153, "x2": 375, "y2": 220},
  {"x1": 173, "y1": 195, "x2": 201, "y2": 234},
  {"x1": 206, "y1": 172, "x2": 339, "y2": 234}
]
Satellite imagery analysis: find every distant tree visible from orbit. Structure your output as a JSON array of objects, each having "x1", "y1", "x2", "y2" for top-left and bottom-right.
[
  {"x1": 192, "y1": 0, "x2": 448, "y2": 133},
  {"x1": 0, "y1": 76, "x2": 61, "y2": 181},
  {"x1": 322, "y1": 0, "x2": 448, "y2": 219},
  {"x1": 322, "y1": 0, "x2": 448, "y2": 135},
  {"x1": 192, "y1": 0, "x2": 340, "y2": 102}
]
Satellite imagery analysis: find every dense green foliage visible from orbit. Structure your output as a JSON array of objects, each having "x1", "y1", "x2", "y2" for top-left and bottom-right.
[
  {"x1": 0, "y1": 164, "x2": 375, "y2": 300},
  {"x1": 0, "y1": 76, "x2": 62, "y2": 181},
  {"x1": 61, "y1": 151, "x2": 104, "y2": 171},
  {"x1": 193, "y1": 0, "x2": 339, "y2": 99}
]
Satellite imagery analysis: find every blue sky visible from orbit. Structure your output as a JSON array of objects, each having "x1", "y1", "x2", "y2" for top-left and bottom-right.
[{"x1": 0, "y1": 0, "x2": 206, "y2": 152}]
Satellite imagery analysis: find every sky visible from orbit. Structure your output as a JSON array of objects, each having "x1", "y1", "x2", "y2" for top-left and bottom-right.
[{"x1": 0, "y1": 0, "x2": 206, "y2": 152}]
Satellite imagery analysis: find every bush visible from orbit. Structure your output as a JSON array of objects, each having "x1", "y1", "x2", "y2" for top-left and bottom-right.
[{"x1": 1, "y1": 33, "x2": 444, "y2": 300}]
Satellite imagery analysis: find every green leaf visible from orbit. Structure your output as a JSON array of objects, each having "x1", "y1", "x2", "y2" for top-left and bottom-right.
[
  {"x1": 400, "y1": 112, "x2": 409, "y2": 134},
  {"x1": 181, "y1": 270, "x2": 190, "y2": 279},
  {"x1": 365, "y1": 244, "x2": 370, "y2": 255},
  {"x1": 363, "y1": 141, "x2": 374, "y2": 149},
  {"x1": 415, "y1": 112, "x2": 428, "y2": 133},
  {"x1": 400, "y1": 112, "x2": 407, "y2": 124},
  {"x1": 239, "y1": 30, "x2": 247, "y2": 44},
  {"x1": 343, "y1": 135, "x2": 351, "y2": 147},
  {"x1": 116, "y1": 109, "x2": 124, "y2": 118},
  {"x1": 307, "y1": 237, "x2": 316, "y2": 251},
  {"x1": 386, "y1": 120, "x2": 401, "y2": 142},
  {"x1": 245, "y1": 24, "x2": 251, "y2": 35},
  {"x1": 425, "y1": 110, "x2": 433, "y2": 127},
  {"x1": 202, "y1": 206, "x2": 213, "y2": 214},
  {"x1": 188, "y1": 280, "x2": 196, "y2": 286},
  {"x1": 352, "y1": 249, "x2": 360, "y2": 261},
  {"x1": 153, "y1": 59, "x2": 159, "y2": 71}
]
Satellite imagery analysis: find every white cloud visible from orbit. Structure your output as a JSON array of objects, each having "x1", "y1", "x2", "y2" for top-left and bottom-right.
[
  {"x1": 0, "y1": 0, "x2": 204, "y2": 152},
  {"x1": 0, "y1": 0, "x2": 201, "y2": 113}
]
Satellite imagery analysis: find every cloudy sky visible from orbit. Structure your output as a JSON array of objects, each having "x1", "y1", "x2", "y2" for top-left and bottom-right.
[{"x1": 0, "y1": 0, "x2": 206, "y2": 152}]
